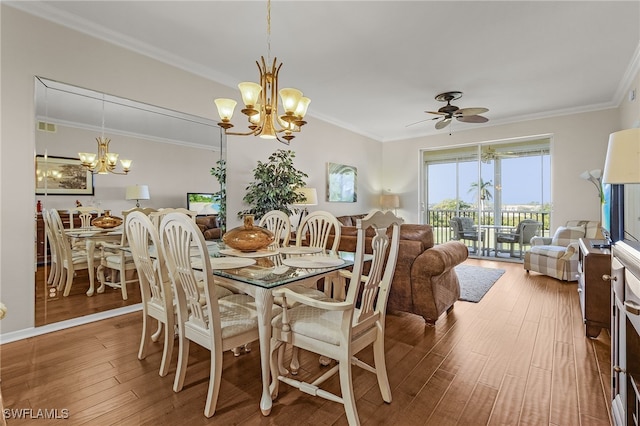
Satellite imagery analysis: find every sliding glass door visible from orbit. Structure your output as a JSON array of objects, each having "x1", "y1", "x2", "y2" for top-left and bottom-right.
[{"x1": 423, "y1": 138, "x2": 551, "y2": 256}]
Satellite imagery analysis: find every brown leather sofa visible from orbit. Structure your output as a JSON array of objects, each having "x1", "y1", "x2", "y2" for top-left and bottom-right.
[
  {"x1": 332, "y1": 214, "x2": 468, "y2": 324},
  {"x1": 195, "y1": 215, "x2": 222, "y2": 240}
]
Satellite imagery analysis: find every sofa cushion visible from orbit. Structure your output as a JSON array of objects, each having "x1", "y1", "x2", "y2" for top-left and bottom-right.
[
  {"x1": 529, "y1": 245, "x2": 568, "y2": 259},
  {"x1": 336, "y1": 214, "x2": 366, "y2": 227},
  {"x1": 551, "y1": 226, "x2": 585, "y2": 247}
]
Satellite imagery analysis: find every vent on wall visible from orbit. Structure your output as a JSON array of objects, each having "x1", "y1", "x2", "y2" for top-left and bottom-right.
[{"x1": 37, "y1": 121, "x2": 56, "y2": 132}]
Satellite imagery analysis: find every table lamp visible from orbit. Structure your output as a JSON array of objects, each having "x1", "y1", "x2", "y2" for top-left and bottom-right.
[
  {"x1": 293, "y1": 187, "x2": 318, "y2": 225},
  {"x1": 380, "y1": 194, "x2": 400, "y2": 215},
  {"x1": 125, "y1": 184, "x2": 150, "y2": 207}
]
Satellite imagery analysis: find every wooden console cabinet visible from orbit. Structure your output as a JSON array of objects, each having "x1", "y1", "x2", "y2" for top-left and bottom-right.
[
  {"x1": 610, "y1": 241, "x2": 640, "y2": 426},
  {"x1": 577, "y1": 238, "x2": 611, "y2": 338}
]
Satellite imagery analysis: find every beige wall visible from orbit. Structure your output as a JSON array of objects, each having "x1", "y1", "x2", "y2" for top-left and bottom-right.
[
  {"x1": 0, "y1": 6, "x2": 381, "y2": 335},
  {"x1": 36, "y1": 125, "x2": 220, "y2": 213},
  {"x1": 381, "y1": 109, "x2": 621, "y2": 230},
  {"x1": 619, "y1": 69, "x2": 640, "y2": 129}
]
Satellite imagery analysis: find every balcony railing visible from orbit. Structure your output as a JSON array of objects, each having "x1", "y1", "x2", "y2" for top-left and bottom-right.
[{"x1": 427, "y1": 209, "x2": 550, "y2": 245}]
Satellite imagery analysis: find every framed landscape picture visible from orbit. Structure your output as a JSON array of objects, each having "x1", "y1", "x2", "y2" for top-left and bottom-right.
[
  {"x1": 35, "y1": 155, "x2": 94, "y2": 195},
  {"x1": 327, "y1": 162, "x2": 357, "y2": 202}
]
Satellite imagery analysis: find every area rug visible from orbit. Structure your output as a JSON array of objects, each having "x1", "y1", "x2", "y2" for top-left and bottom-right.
[{"x1": 455, "y1": 264, "x2": 505, "y2": 303}]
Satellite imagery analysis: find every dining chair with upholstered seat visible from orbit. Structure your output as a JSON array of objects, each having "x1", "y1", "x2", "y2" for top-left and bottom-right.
[
  {"x1": 70, "y1": 206, "x2": 103, "y2": 229},
  {"x1": 269, "y1": 210, "x2": 403, "y2": 425},
  {"x1": 97, "y1": 207, "x2": 157, "y2": 300},
  {"x1": 159, "y1": 212, "x2": 278, "y2": 418},
  {"x1": 125, "y1": 211, "x2": 176, "y2": 377},
  {"x1": 295, "y1": 210, "x2": 341, "y2": 252},
  {"x1": 48, "y1": 208, "x2": 103, "y2": 297},
  {"x1": 41, "y1": 209, "x2": 62, "y2": 289},
  {"x1": 259, "y1": 210, "x2": 291, "y2": 248},
  {"x1": 149, "y1": 208, "x2": 197, "y2": 229},
  {"x1": 283, "y1": 210, "x2": 344, "y2": 372}
]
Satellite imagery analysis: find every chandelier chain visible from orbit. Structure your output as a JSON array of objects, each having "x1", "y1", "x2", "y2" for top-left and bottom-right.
[{"x1": 266, "y1": 0, "x2": 271, "y2": 63}]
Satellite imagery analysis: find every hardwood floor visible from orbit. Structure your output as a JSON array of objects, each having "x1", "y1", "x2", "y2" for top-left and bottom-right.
[
  {"x1": 35, "y1": 266, "x2": 142, "y2": 327},
  {"x1": 4, "y1": 258, "x2": 611, "y2": 425}
]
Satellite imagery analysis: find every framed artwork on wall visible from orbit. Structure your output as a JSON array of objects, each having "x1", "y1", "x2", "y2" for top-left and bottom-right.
[
  {"x1": 327, "y1": 162, "x2": 357, "y2": 202},
  {"x1": 35, "y1": 155, "x2": 94, "y2": 195}
]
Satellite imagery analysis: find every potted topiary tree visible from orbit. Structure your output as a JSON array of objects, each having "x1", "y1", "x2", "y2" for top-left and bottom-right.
[{"x1": 239, "y1": 149, "x2": 308, "y2": 219}]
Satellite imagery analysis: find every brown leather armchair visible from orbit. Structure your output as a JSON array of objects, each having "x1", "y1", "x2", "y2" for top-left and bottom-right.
[{"x1": 332, "y1": 215, "x2": 468, "y2": 324}]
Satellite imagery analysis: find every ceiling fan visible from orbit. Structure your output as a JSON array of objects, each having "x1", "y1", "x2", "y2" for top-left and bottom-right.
[
  {"x1": 481, "y1": 146, "x2": 518, "y2": 163},
  {"x1": 423, "y1": 91, "x2": 489, "y2": 130}
]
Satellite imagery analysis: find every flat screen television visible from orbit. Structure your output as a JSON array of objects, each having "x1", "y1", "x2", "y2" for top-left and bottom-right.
[
  {"x1": 186, "y1": 193, "x2": 220, "y2": 216},
  {"x1": 601, "y1": 183, "x2": 625, "y2": 244}
]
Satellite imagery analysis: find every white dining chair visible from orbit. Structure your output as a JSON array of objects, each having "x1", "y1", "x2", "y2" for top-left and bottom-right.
[
  {"x1": 125, "y1": 211, "x2": 176, "y2": 377},
  {"x1": 48, "y1": 208, "x2": 102, "y2": 297},
  {"x1": 41, "y1": 209, "x2": 62, "y2": 289},
  {"x1": 159, "y1": 212, "x2": 277, "y2": 418},
  {"x1": 70, "y1": 206, "x2": 103, "y2": 229},
  {"x1": 149, "y1": 208, "x2": 197, "y2": 229},
  {"x1": 259, "y1": 210, "x2": 291, "y2": 248},
  {"x1": 269, "y1": 210, "x2": 403, "y2": 425},
  {"x1": 295, "y1": 210, "x2": 341, "y2": 252},
  {"x1": 97, "y1": 207, "x2": 157, "y2": 300}
]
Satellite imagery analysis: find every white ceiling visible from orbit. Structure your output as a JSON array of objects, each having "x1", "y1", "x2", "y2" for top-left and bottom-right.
[{"x1": 10, "y1": 1, "x2": 640, "y2": 143}]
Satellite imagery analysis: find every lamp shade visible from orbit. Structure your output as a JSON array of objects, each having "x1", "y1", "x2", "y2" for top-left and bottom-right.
[
  {"x1": 380, "y1": 194, "x2": 400, "y2": 209},
  {"x1": 294, "y1": 187, "x2": 318, "y2": 206},
  {"x1": 603, "y1": 128, "x2": 640, "y2": 184},
  {"x1": 125, "y1": 185, "x2": 150, "y2": 201}
]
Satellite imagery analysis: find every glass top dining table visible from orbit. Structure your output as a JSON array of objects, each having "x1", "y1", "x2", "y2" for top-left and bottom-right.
[
  {"x1": 145, "y1": 240, "x2": 357, "y2": 416},
  {"x1": 191, "y1": 241, "x2": 356, "y2": 288}
]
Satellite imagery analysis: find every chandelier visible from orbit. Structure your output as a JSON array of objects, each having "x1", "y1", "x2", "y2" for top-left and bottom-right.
[
  {"x1": 79, "y1": 137, "x2": 132, "y2": 175},
  {"x1": 214, "y1": 0, "x2": 310, "y2": 145},
  {"x1": 78, "y1": 95, "x2": 132, "y2": 175}
]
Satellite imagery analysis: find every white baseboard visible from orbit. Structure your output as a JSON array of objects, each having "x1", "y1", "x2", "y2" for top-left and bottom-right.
[{"x1": 0, "y1": 304, "x2": 143, "y2": 345}]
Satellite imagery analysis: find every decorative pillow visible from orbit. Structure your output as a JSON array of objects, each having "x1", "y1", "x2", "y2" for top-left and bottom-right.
[{"x1": 551, "y1": 226, "x2": 585, "y2": 247}]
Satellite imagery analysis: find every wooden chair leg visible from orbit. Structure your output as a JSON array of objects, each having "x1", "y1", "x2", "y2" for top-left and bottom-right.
[
  {"x1": 173, "y1": 333, "x2": 189, "y2": 393},
  {"x1": 120, "y1": 268, "x2": 128, "y2": 300},
  {"x1": 159, "y1": 318, "x2": 174, "y2": 377},
  {"x1": 338, "y1": 357, "x2": 359, "y2": 426},
  {"x1": 203, "y1": 348, "x2": 223, "y2": 418},
  {"x1": 372, "y1": 336, "x2": 391, "y2": 403},
  {"x1": 138, "y1": 312, "x2": 151, "y2": 361}
]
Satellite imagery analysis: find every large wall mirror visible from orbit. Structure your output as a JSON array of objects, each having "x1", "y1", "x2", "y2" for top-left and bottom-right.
[{"x1": 35, "y1": 76, "x2": 225, "y2": 326}]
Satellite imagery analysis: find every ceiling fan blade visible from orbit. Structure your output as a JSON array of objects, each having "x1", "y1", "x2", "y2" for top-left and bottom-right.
[
  {"x1": 455, "y1": 107, "x2": 489, "y2": 116},
  {"x1": 457, "y1": 115, "x2": 489, "y2": 123},
  {"x1": 425, "y1": 110, "x2": 447, "y2": 116},
  {"x1": 435, "y1": 118, "x2": 452, "y2": 129}
]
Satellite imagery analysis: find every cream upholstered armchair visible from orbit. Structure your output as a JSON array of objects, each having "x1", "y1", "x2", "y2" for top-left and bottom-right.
[{"x1": 524, "y1": 220, "x2": 601, "y2": 281}]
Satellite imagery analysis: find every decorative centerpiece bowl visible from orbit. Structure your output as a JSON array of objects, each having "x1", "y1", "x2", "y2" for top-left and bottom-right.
[
  {"x1": 91, "y1": 210, "x2": 123, "y2": 229},
  {"x1": 223, "y1": 215, "x2": 275, "y2": 252}
]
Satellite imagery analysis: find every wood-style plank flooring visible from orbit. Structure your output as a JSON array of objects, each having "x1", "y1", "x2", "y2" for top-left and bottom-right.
[
  {"x1": 3, "y1": 258, "x2": 611, "y2": 425},
  {"x1": 35, "y1": 267, "x2": 142, "y2": 327}
]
